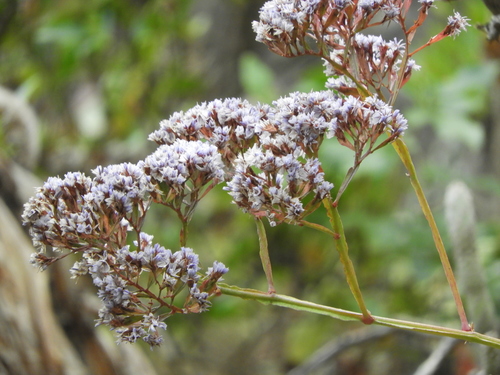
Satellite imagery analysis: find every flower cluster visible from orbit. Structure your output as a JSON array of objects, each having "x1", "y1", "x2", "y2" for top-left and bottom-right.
[
  {"x1": 251, "y1": 0, "x2": 321, "y2": 49},
  {"x1": 143, "y1": 139, "x2": 226, "y2": 221},
  {"x1": 22, "y1": 83, "x2": 408, "y2": 343},
  {"x1": 70, "y1": 232, "x2": 228, "y2": 346},
  {"x1": 90, "y1": 163, "x2": 159, "y2": 229},
  {"x1": 23, "y1": 172, "x2": 95, "y2": 255},
  {"x1": 321, "y1": 32, "x2": 421, "y2": 96},
  {"x1": 252, "y1": 0, "x2": 410, "y2": 56},
  {"x1": 332, "y1": 95, "x2": 408, "y2": 157},
  {"x1": 146, "y1": 89, "x2": 407, "y2": 225},
  {"x1": 22, "y1": 0, "x2": 461, "y2": 347},
  {"x1": 22, "y1": 164, "x2": 159, "y2": 258},
  {"x1": 222, "y1": 90, "x2": 407, "y2": 224},
  {"x1": 23, "y1": 158, "x2": 228, "y2": 347},
  {"x1": 253, "y1": 0, "x2": 468, "y2": 96},
  {"x1": 265, "y1": 90, "x2": 339, "y2": 155},
  {"x1": 224, "y1": 146, "x2": 333, "y2": 226},
  {"x1": 148, "y1": 98, "x2": 270, "y2": 165}
]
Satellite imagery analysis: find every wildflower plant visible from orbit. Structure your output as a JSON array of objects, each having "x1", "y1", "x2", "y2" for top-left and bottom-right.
[{"x1": 22, "y1": 0, "x2": 500, "y2": 350}]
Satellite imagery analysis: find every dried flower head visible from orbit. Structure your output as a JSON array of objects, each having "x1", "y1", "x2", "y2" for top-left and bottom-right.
[
  {"x1": 22, "y1": 172, "x2": 95, "y2": 255},
  {"x1": 264, "y1": 90, "x2": 340, "y2": 156},
  {"x1": 81, "y1": 233, "x2": 229, "y2": 347},
  {"x1": 253, "y1": 0, "x2": 469, "y2": 97},
  {"x1": 23, "y1": 166, "x2": 228, "y2": 348},
  {"x1": 148, "y1": 98, "x2": 270, "y2": 166},
  {"x1": 446, "y1": 11, "x2": 470, "y2": 38},
  {"x1": 143, "y1": 139, "x2": 226, "y2": 221},
  {"x1": 224, "y1": 143, "x2": 333, "y2": 226}
]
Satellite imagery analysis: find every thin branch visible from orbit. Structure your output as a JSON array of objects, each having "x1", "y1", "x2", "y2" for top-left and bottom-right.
[
  {"x1": 299, "y1": 220, "x2": 335, "y2": 236},
  {"x1": 218, "y1": 284, "x2": 500, "y2": 350}
]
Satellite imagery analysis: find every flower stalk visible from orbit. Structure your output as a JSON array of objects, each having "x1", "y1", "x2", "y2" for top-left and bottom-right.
[
  {"x1": 255, "y1": 217, "x2": 276, "y2": 294},
  {"x1": 392, "y1": 138, "x2": 471, "y2": 331},
  {"x1": 323, "y1": 196, "x2": 374, "y2": 324}
]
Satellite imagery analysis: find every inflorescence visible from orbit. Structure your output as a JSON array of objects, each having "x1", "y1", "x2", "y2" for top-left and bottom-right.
[
  {"x1": 252, "y1": 0, "x2": 469, "y2": 96},
  {"x1": 22, "y1": 0, "x2": 468, "y2": 347}
]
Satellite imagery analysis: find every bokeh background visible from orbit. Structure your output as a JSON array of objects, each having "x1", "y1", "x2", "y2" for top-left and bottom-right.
[{"x1": 1, "y1": 0, "x2": 500, "y2": 374}]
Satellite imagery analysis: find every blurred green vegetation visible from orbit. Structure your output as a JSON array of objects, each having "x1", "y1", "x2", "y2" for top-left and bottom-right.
[
  {"x1": 1, "y1": 0, "x2": 205, "y2": 176},
  {"x1": 2, "y1": 0, "x2": 500, "y2": 373}
]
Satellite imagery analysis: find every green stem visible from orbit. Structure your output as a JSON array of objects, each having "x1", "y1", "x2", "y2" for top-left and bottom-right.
[
  {"x1": 392, "y1": 138, "x2": 470, "y2": 331},
  {"x1": 300, "y1": 220, "x2": 335, "y2": 236},
  {"x1": 255, "y1": 217, "x2": 276, "y2": 294},
  {"x1": 323, "y1": 197, "x2": 374, "y2": 324},
  {"x1": 334, "y1": 164, "x2": 361, "y2": 204},
  {"x1": 218, "y1": 284, "x2": 500, "y2": 349},
  {"x1": 180, "y1": 220, "x2": 188, "y2": 247}
]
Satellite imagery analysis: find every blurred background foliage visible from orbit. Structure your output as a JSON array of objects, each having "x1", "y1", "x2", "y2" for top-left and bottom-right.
[{"x1": 1, "y1": 0, "x2": 500, "y2": 374}]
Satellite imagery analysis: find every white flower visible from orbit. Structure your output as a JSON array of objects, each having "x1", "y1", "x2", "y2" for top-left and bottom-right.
[{"x1": 447, "y1": 11, "x2": 470, "y2": 38}]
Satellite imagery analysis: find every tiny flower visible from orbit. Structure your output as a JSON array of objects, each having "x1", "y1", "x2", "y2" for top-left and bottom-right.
[
  {"x1": 325, "y1": 76, "x2": 357, "y2": 95},
  {"x1": 405, "y1": 59, "x2": 421, "y2": 72},
  {"x1": 187, "y1": 286, "x2": 212, "y2": 313},
  {"x1": 206, "y1": 261, "x2": 229, "y2": 278},
  {"x1": 418, "y1": 0, "x2": 435, "y2": 11},
  {"x1": 143, "y1": 333, "x2": 164, "y2": 348},
  {"x1": 381, "y1": 3, "x2": 400, "y2": 20},
  {"x1": 358, "y1": 0, "x2": 383, "y2": 12},
  {"x1": 115, "y1": 317, "x2": 167, "y2": 348},
  {"x1": 70, "y1": 259, "x2": 90, "y2": 278},
  {"x1": 331, "y1": 0, "x2": 353, "y2": 10},
  {"x1": 115, "y1": 327, "x2": 147, "y2": 344},
  {"x1": 446, "y1": 11, "x2": 470, "y2": 38},
  {"x1": 142, "y1": 313, "x2": 167, "y2": 333}
]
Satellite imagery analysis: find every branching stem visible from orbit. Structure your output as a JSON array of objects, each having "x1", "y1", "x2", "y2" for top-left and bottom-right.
[{"x1": 218, "y1": 284, "x2": 499, "y2": 349}]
